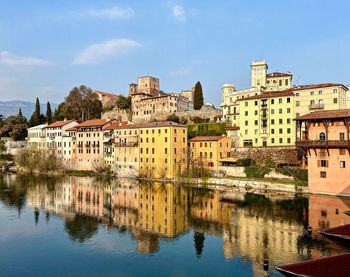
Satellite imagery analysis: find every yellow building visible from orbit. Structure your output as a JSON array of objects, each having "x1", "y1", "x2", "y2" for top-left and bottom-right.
[
  {"x1": 293, "y1": 83, "x2": 348, "y2": 117},
  {"x1": 139, "y1": 121, "x2": 187, "y2": 179},
  {"x1": 190, "y1": 136, "x2": 231, "y2": 170},
  {"x1": 238, "y1": 91, "x2": 295, "y2": 147}
]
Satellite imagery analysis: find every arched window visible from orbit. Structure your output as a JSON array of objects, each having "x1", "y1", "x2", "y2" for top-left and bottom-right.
[{"x1": 319, "y1": 132, "x2": 326, "y2": 141}]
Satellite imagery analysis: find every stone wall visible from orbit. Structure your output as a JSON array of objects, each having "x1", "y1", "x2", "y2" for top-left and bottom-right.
[
  {"x1": 176, "y1": 109, "x2": 222, "y2": 123},
  {"x1": 101, "y1": 108, "x2": 130, "y2": 122},
  {"x1": 217, "y1": 166, "x2": 294, "y2": 180}
]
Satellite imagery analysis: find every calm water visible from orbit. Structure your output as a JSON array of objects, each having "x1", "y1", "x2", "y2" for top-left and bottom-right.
[{"x1": 0, "y1": 175, "x2": 349, "y2": 277}]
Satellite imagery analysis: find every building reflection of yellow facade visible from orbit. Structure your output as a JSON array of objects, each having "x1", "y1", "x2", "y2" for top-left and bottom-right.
[{"x1": 137, "y1": 182, "x2": 188, "y2": 238}]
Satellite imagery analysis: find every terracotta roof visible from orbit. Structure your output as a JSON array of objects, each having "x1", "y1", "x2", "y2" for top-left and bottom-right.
[
  {"x1": 294, "y1": 109, "x2": 350, "y2": 121},
  {"x1": 46, "y1": 120, "x2": 75, "y2": 128},
  {"x1": 214, "y1": 114, "x2": 222, "y2": 118},
  {"x1": 66, "y1": 127, "x2": 77, "y2": 131},
  {"x1": 225, "y1": 126, "x2": 240, "y2": 131},
  {"x1": 93, "y1": 90, "x2": 120, "y2": 98},
  {"x1": 104, "y1": 121, "x2": 187, "y2": 130},
  {"x1": 75, "y1": 119, "x2": 108, "y2": 128},
  {"x1": 237, "y1": 90, "x2": 294, "y2": 101},
  {"x1": 190, "y1": 136, "x2": 226, "y2": 142},
  {"x1": 291, "y1": 83, "x2": 348, "y2": 91},
  {"x1": 267, "y1": 72, "x2": 292, "y2": 77}
]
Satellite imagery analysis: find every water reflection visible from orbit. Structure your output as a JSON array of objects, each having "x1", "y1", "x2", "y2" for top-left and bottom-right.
[{"x1": 1, "y1": 174, "x2": 350, "y2": 276}]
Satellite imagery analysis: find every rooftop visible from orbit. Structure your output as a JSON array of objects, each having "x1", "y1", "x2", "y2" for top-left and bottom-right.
[
  {"x1": 46, "y1": 120, "x2": 75, "y2": 128},
  {"x1": 237, "y1": 90, "x2": 294, "y2": 101},
  {"x1": 75, "y1": 119, "x2": 108, "y2": 128},
  {"x1": 267, "y1": 72, "x2": 292, "y2": 77},
  {"x1": 93, "y1": 90, "x2": 120, "y2": 98},
  {"x1": 104, "y1": 121, "x2": 187, "y2": 130},
  {"x1": 295, "y1": 109, "x2": 350, "y2": 121},
  {"x1": 27, "y1": 124, "x2": 47, "y2": 130},
  {"x1": 190, "y1": 136, "x2": 226, "y2": 142},
  {"x1": 292, "y1": 83, "x2": 348, "y2": 91}
]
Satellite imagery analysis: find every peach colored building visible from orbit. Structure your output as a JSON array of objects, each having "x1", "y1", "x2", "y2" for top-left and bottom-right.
[
  {"x1": 295, "y1": 109, "x2": 350, "y2": 195},
  {"x1": 75, "y1": 119, "x2": 115, "y2": 171}
]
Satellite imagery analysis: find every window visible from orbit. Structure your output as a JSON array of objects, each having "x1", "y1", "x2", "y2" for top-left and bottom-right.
[
  {"x1": 287, "y1": 138, "x2": 291, "y2": 143},
  {"x1": 320, "y1": 171, "x2": 327, "y2": 178},
  {"x1": 245, "y1": 120, "x2": 248, "y2": 126},
  {"x1": 255, "y1": 100, "x2": 258, "y2": 106},
  {"x1": 254, "y1": 120, "x2": 258, "y2": 125},
  {"x1": 287, "y1": 97, "x2": 291, "y2": 103},
  {"x1": 310, "y1": 91, "x2": 314, "y2": 96},
  {"x1": 279, "y1": 128, "x2": 283, "y2": 134},
  {"x1": 340, "y1": 148, "x2": 345, "y2": 155},
  {"x1": 245, "y1": 130, "x2": 248, "y2": 135},
  {"x1": 279, "y1": 80, "x2": 282, "y2": 86},
  {"x1": 287, "y1": 108, "x2": 291, "y2": 113},
  {"x1": 271, "y1": 129, "x2": 275, "y2": 134},
  {"x1": 271, "y1": 138, "x2": 275, "y2": 143},
  {"x1": 279, "y1": 98, "x2": 282, "y2": 104},
  {"x1": 245, "y1": 111, "x2": 248, "y2": 116},
  {"x1": 254, "y1": 110, "x2": 258, "y2": 115},
  {"x1": 271, "y1": 119, "x2": 275, "y2": 124},
  {"x1": 271, "y1": 99, "x2": 275, "y2": 104},
  {"x1": 296, "y1": 92, "x2": 299, "y2": 97},
  {"x1": 340, "y1": 161, "x2": 346, "y2": 168},
  {"x1": 271, "y1": 109, "x2": 275, "y2": 114},
  {"x1": 333, "y1": 88, "x2": 338, "y2": 94},
  {"x1": 319, "y1": 132, "x2": 326, "y2": 141},
  {"x1": 165, "y1": 148, "x2": 168, "y2": 154},
  {"x1": 319, "y1": 90, "x2": 322, "y2": 95},
  {"x1": 333, "y1": 98, "x2": 338, "y2": 104},
  {"x1": 165, "y1": 137, "x2": 168, "y2": 142},
  {"x1": 319, "y1": 160, "x2": 328, "y2": 167},
  {"x1": 279, "y1": 119, "x2": 283, "y2": 124},
  {"x1": 245, "y1": 102, "x2": 248, "y2": 107},
  {"x1": 287, "y1": 128, "x2": 291, "y2": 134},
  {"x1": 287, "y1": 118, "x2": 291, "y2": 124},
  {"x1": 279, "y1": 108, "x2": 282, "y2": 114},
  {"x1": 279, "y1": 138, "x2": 283, "y2": 143},
  {"x1": 340, "y1": 132, "x2": 345, "y2": 140}
]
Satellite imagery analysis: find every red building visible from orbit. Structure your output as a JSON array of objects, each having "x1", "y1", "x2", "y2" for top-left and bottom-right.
[{"x1": 295, "y1": 109, "x2": 350, "y2": 196}]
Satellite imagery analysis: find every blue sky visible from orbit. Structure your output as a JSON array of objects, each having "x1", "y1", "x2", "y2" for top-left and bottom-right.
[{"x1": 0, "y1": 0, "x2": 350, "y2": 107}]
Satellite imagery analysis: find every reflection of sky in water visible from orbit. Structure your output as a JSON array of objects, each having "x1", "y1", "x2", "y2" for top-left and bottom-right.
[{"x1": 0, "y1": 175, "x2": 350, "y2": 277}]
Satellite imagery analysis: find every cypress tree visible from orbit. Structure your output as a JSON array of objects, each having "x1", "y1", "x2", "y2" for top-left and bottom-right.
[
  {"x1": 46, "y1": 101, "x2": 52, "y2": 124},
  {"x1": 29, "y1": 97, "x2": 41, "y2": 126},
  {"x1": 18, "y1": 108, "x2": 23, "y2": 117},
  {"x1": 193, "y1": 81, "x2": 204, "y2": 110}
]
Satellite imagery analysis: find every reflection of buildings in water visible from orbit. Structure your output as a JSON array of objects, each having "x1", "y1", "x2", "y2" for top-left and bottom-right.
[
  {"x1": 72, "y1": 177, "x2": 104, "y2": 219},
  {"x1": 137, "y1": 182, "x2": 188, "y2": 238},
  {"x1": 308, "y1": 194, "x2": 350, "y2": 259}
]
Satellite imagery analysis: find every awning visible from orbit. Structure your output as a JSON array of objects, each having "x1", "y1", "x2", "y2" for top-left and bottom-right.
[{"x1": 219, "y1": 157, "x2": 238, "y2": 163}]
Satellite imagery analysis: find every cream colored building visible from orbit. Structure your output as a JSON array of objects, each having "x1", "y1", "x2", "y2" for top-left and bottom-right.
[{"x1": 27, "y1": 124, "x2": 47, "y2": 148}]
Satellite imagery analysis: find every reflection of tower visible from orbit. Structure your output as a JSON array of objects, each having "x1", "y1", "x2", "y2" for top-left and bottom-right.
[
  {"x1": 194, "y1": 232, "x2": 205, "y2": 258},
  {"x1": 34, "y1": 208, "x2": 39, "y2": 225},
  {"x1": 135, "y1": 231, "x2": 160, "y2": 254}
]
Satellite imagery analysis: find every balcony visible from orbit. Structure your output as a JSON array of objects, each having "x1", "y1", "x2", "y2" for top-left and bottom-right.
[
  {"x1": 308, "y1": 103, "x2": 324, "y2": 110},
  {"x1": 115, "y1": 142, "x2": 138, "y2": 147},
  {"x1": 261, "y1": 113, "x2": 268, "y2": 119},
  {"x1": 296, "y1": 140, "x2": 350, "y2": 148},
  {"x1": 261, "y1": 104, "x2": 268, "y2": 110}
]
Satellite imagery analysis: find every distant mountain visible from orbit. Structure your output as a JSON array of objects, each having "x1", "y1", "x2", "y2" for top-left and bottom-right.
[{"x1": 0, "y1": 100, "x2": 59, "y2": 119}]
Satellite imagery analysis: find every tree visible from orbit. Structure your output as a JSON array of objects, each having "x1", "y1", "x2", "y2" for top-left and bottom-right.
[
  {"x1": 46, "y1": 102, "x2": 52, "y2": 124},
  {"x1": 53, "y1": 102, "x2": 71, "y2": 122},
  {"x1": 193, "y1": 81, "x2": 204, "y2": 110},
  {"x1": 167, "y1": 113, "x2": 180, "y2": 123},
  {"x1": 16, "y1": 109, "x2": 27, "y2": 124},
  {"x1": 0, "y1": 139, "x2": 6, "y2": 156},
  {"x1": 65, "y1": 85, "x2": 102, "y2": 122},
  {"x1": 117, "y1": 96, "x2": 131, "y2": 110},
  {"x1": 29, "y1": 97, "x2": 42, "y2": 127}
]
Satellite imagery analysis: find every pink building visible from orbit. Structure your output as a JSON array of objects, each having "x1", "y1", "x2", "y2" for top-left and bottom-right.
[{"x1": 295, "y1": 109, "x2": 350, "y2": 196}]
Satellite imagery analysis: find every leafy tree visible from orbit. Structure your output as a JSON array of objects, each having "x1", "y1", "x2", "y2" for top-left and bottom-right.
[
  {"x1": 46, "y1": 102, "x2": 52, "y2": 124},
  {"x1": 16, "y1": 109, "x2": 27, "y2": 124},
  {"x1": 0, "y1": 139, "x2": 6, "y2": 156},
  {"x1": 180, "y1": 116, "x2": 188, "y2": 125},
  {"x1": 53, "y1": 102, "x2": 71, "y2": 122},
  {"x1": 117, "y1": 96, "x2": 131, "y2": 110},
  {"x1": 29, "y1": 97, "x2": 42, "y2": 127},
  {"x1": 167, "y1": 113, "x2": 180, "y2": 123},
  {"x1": 0, "y1": 114, "x2": 27, "y2": 140},
  {"x1": 193, "y1": 81, "x2": 204, "y2": 110},
  {"x1": 65, "y1": 85, "x2": 102, "y2": 122}
]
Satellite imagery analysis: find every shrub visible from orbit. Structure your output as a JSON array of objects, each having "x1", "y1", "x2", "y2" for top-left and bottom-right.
[
  {"x1": 244, "y1": 166, "x2": 271, "y2": 178},
  {"x1": 276, "y1": 167, "x2": 308, "y2": 181},
  {"x1": 236, "y1": 158, "x2": 255, "y2": 167}
]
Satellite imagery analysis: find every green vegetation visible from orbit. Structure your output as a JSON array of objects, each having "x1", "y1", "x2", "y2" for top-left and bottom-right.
[
  {"x1": 188, "y1": 122, "x2": 226, "y2": 139},
  {"x1": 236, "y1": 158, "x2": 255, "y2": 167},
  {"x1": 0, "y1": 109, "x2": 28, "y2": 140},
  {"x1": 117, "y1": 96, "x2": 131, "y2": 110},
  {"x1": 193, "y1": 81, "x2": 204, "y2": 110},
  {"x1": 167, "y1": 113, "x2": 180, "y2": 123},
  {"x1": 46, "y1": 101, "x2": 52, "y2": 124},
  {"x1": 244, "y1": 166, "x2": 271, "y2": 178},
  {"x1": 65, "y1": 170, "x2": 97, "y2": 177},
  {"x1": 276, "y1": 167, "x2": 308, "y2": 181}
]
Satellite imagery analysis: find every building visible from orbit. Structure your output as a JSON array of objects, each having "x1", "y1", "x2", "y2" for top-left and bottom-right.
[
  {"x1": 27, "y1": 124, "x2": 47, "y2": 148},
  {"x1": 190, "y1": 136, "x2": 231, "y2": 170},
  {"x1": 45, "y1": 119, "x2": 78, "y2": 159},
  {"x1": 293, "y1": 83, "x2": 348, "y2": 118},
  {"x1": 295, "y1": 109, "x2": 350, "y2": 195},
  {"x1": 238, "y1": 91, "x2": 295, "y2": 147},
  {"x1": 139, "y1": 121, "x2": 188, "y2": 179},
  {"x1": 75, "y1": 119, "x2": 115, "y2": 171},
  {"x1": 93, "y1": 90, "x2": 120, "y2": 109}
]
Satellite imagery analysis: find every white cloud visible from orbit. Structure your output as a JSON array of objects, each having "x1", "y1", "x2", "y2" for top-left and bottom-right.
[
  {"x1": 0, "y1": 51, "x2": 54, "y2": 67},
  {"x1": 169, "y1": 60, "x2": 203, "y2": 76},
  {"x1": 70, "y1": 6, "x2": 134, "y2": 20},
  {"x1": 172, "y1": 5, "x2": 186, "y2": 22},
  {"x1": 73, "y1": 39, "x2": 142, "y2": 65}
]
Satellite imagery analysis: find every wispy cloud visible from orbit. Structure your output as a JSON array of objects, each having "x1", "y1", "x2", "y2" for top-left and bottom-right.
[
  {"x1": 73, "y1": 39, "x2": 142, "y2": 65},
  {"x1": 0, "y1": 51, "x2": 54, "y2": 67},
  {"x1": 172, "y1": 5, "x2": 186, "y2": 22},
  {"x1": 71, "y1": 6, "x2": 135, "y2": 20},
  {"x1": 169, "y1": 60, "x2": 203, "y2": 76}
]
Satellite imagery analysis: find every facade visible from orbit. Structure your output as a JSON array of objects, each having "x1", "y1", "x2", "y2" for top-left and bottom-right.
[
  {"x1": 293, "y1": 83, "x2": 348, "y2": 118},
  {"x1": 295, "y1": 109, "x2": 350, "y2": 195},
  {"x1": 238, "y1": 91, "x2": 295, "y2": 147},
  {"x1": 190, "y1": 136, "x2": 231, "y2": 170},
  {"x1": 93, "y1": 90, "x2": 120, "y2": 109},
  {"x1": 27, "y1": 124, "x2": 47, "y2": 148},
  {"x1": 75, "y1": 119, "x2": 115, "y2": 171},
  {"x1": 139, "y1": 121, "x2": 188, "y2": 179}
]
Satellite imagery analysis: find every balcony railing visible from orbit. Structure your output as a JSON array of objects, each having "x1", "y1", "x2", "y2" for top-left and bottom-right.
[
  {"x1": 308, "y1": 103, "x2": 324, "y2": 110},
  {"x1": 296, "y1": 140, "x2": 350, "y2": 148},
  {"x1": 114, "y1": 142, "x2": 138, "y2": 147}
]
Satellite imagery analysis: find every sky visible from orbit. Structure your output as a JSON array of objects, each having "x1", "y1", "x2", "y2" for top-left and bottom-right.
[{"x1": 0, "y1": 0, "x2": 350, "y2": 107}]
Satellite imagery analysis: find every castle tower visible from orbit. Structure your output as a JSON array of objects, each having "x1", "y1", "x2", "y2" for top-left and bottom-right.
[{"x1": 250, "y1": 60, "x2": 268, "y2": 88}]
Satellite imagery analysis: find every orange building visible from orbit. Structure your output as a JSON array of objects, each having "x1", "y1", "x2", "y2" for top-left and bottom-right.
[
  {"x1": 295, "y1": 109, "x2": 350, "y2": 195},
  {"x1": 190, "y1": 136, "x2": 231, "y2": 170}
]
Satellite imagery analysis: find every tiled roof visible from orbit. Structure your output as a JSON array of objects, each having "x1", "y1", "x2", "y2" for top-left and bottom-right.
[
  {"x1": 294, "y1": 109, "x2": 350, "y2": 121},
  {"x1": 66, "y1": 127, "x2": 77, "y2": 131},
  {"x1": 46, "y1": 120, "x2": 75, "y2": 128},
  {"x1": 237, "y1": 90, "x2": 294, "y2": 101},
  {"x1": 104, "y1": 121, "x2": 187, "y2": 130},
  {"x1": 75, "y1": 119, "x2": 108, "y2": 128},
  {"x1": 93, "y1": 90, "x2": 120, "y2": 98},
  {"x1": 291, "y1": 83, "x2": 348, "y2": 91},
  {"x1": 190, "y1": 136, "x2": 226, "y2": 142},
  {"x1": 27, "y1": 124, "x2": 47, "y2": 130},
  {"x1": 225, "y1": 126, "x2": 240, "y2": 131},
  {"x1": 267, "y1": 72, "x2": 292, "y2": 77}
]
